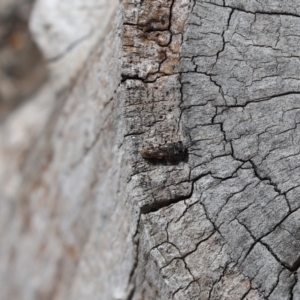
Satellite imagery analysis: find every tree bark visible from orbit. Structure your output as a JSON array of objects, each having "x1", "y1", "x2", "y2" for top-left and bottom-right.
[{"x1": 1, "y1": 0, "x2": 300, "y2": 299}]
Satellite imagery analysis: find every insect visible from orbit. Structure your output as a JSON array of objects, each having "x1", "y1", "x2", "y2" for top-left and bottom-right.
[{"x1": 140, "y1": 141, "x2": 187, "y2": 161}]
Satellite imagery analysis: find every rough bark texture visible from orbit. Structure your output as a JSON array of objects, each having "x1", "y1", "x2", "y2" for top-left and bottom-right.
[{"x1": 1, "y1": 0, "x2": 300, "y2": 299}]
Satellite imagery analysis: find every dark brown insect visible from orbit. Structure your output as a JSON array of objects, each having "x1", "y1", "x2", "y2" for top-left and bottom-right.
[{"x1": 140, "y1": 141, "x2": 187, "y2": 161}]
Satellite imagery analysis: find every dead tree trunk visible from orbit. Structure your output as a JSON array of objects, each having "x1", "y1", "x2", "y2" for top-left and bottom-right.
[{"x1": 1, "y1": 0, "x2": 300, "y2": 299}]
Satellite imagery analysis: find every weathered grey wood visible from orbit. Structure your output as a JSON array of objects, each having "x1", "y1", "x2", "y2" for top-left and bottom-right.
[{"x1": 1, "y1": 0, "x2": 300, "y2": 299}]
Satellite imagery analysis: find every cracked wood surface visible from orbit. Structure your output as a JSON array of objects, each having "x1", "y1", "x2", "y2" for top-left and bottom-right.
[
  {"x1": 123, "y1": 0, "x2": 300, "y2": 299},
  {"x1": 1, "y1": 0, "x2": 300, "y2": 299}
]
